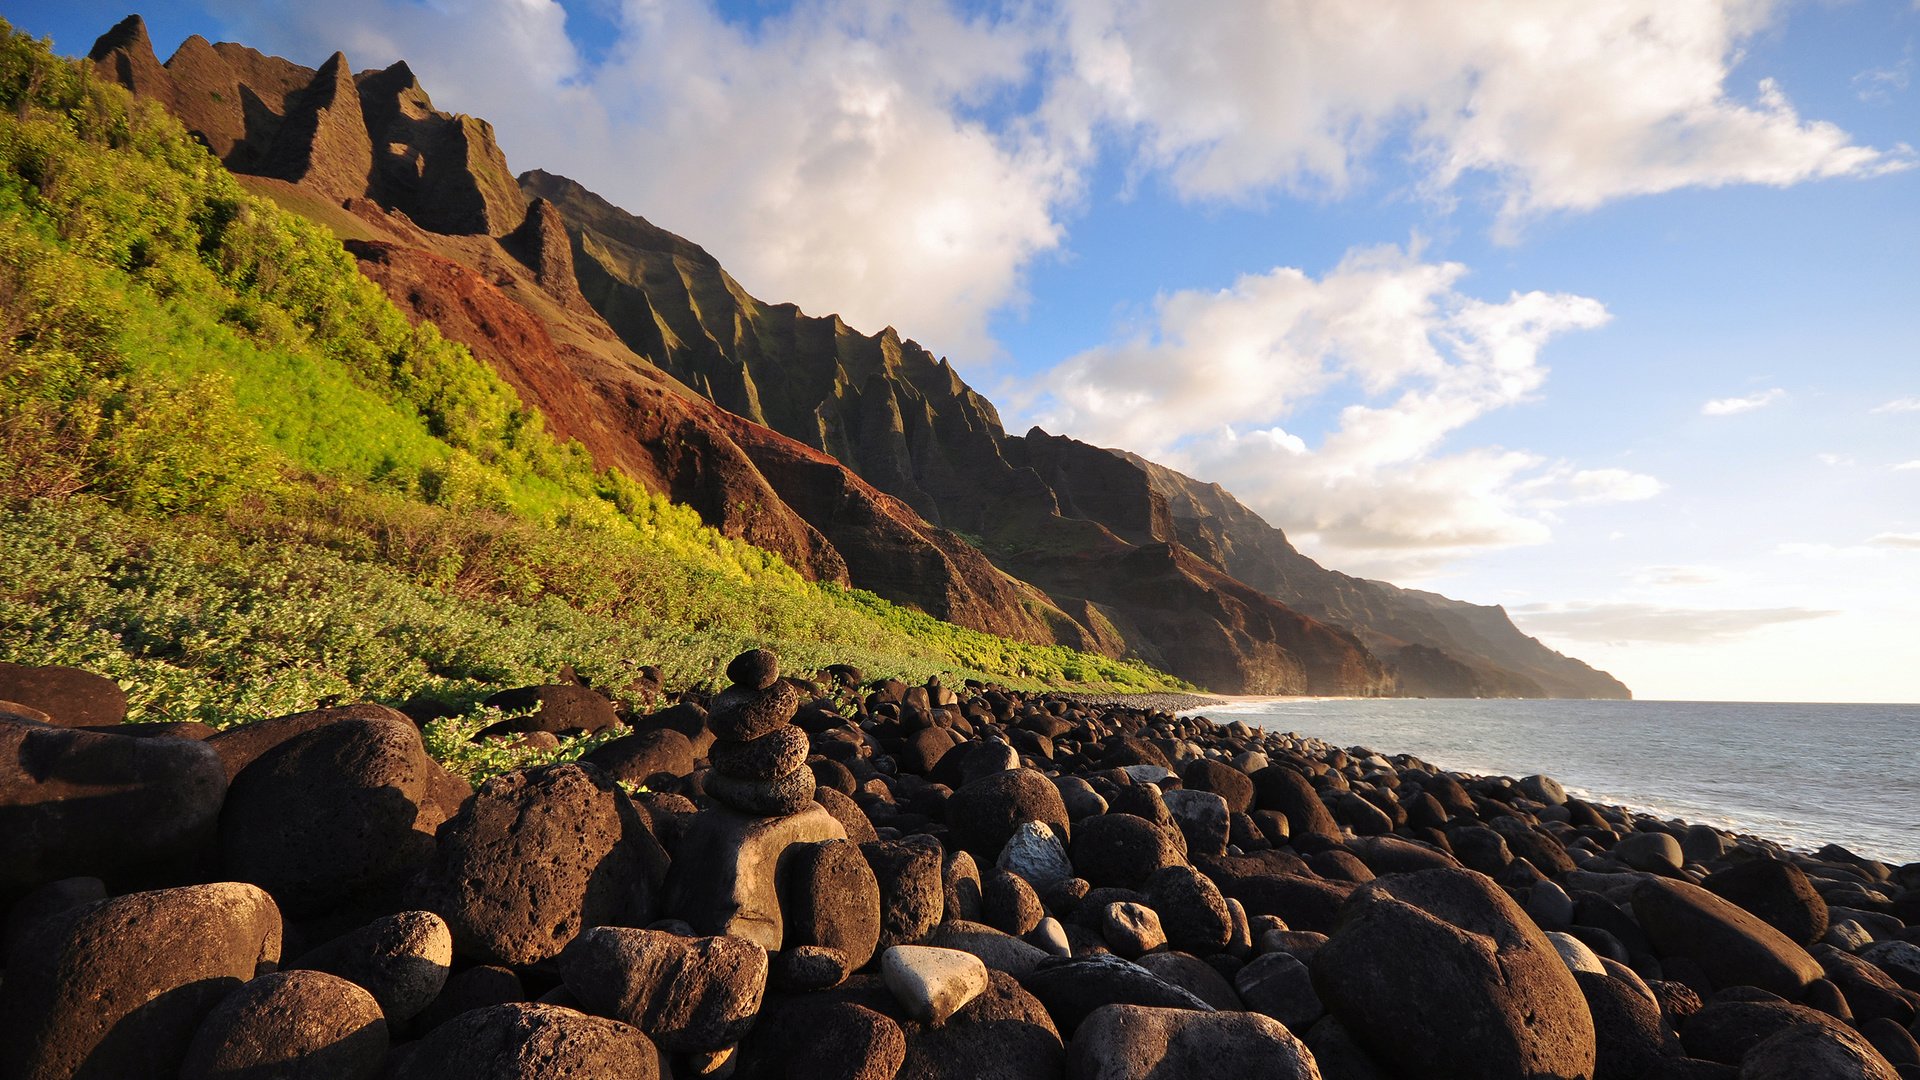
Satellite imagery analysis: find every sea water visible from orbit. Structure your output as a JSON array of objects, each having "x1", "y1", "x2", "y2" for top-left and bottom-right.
[{"x1": 1184, "y1": 698, "x2": 1920, "y2": 865}]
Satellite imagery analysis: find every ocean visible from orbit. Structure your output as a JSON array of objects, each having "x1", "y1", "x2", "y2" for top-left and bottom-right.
[{"x1": 1183, "y1": 698, "x2": 1920, "y2": 866}]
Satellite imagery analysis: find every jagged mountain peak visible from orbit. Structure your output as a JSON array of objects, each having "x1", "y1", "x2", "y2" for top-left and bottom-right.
[{"x1": 85, "y1": 13, "x2": 151, "y2": 63}]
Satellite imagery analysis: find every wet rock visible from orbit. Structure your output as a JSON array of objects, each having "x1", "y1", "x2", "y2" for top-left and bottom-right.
[
  {"x1": 780, "y1": 837, "x2": 882, "y2": 970},
  {"x1": 409, "y1": 763, "x2": 668, "y2": 968},
  {"x1": 1632, "y1": 877, "x2": 1824, "y2": 997},
  {"x1": 666, "y1": 802, "x2": 846, "y2": 951},
  {"x1": 883, "y1": 945, "x2": 989, "y2": 1025},
  {"x1": 1312, "y1": 867, "x2": 1596, "y2": 1080},
  {"x1": 561, "y1": 927, "x2": 767, "y2": 1053},
  {"x1": 219, "y1": 714, "x2": 435, "y2": 915},
  {"x1": 0, "y1": 882, "x2": 282, "y2": 1080},
  {"x1": 1068, "y1": 1004, "x2": 1318, "y2": 1080},
  {"x1": 1, "y1": 720, "x2": 226, "y2": 898},
  {"x1": 388, "y1": 1002, "x2": 658, "y2": 1079},
  {"x1": 863, "y1": 835, "x2": 946, "y2": 949},
  {"x1": 289, "y1": 909, "x2": 452, "y2": 1023},
  {"x1": 180, "y1": 970, "x2": 386, "y2": 1080}
]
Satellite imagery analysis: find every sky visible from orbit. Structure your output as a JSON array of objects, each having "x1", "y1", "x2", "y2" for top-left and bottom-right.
[{"x1": 13, "y1": 0, "x2": 1919, "y2": 702}]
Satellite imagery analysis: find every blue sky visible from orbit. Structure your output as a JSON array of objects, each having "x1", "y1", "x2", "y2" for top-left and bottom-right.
[{"x1": 12, "y1": 0, "x2": 1919, "y2": 701}]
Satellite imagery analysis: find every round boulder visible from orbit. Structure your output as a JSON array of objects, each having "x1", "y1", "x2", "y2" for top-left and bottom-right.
[
  {"x1": 861, "y1": 836, "x2": 946, "y2": 950},
  {"x1": 0, "y1": 882, "x2": 282, "y2": 1080},
  {"x1": 582, "y1": 728, "x2": 696, "y2": 785},
  {"x1": 1702, "y1": 859, "x2": 1829, "y2": 946},
  {"x1": 180, "y1": 970, "x2": 387, "y2": 1080},
  {"x1": 219, "y1": 715, "x2": 436, "y2": 915},
  {"x1": 408, "y1": 763, "x2": 668, "y2": 968},
  {"x1": 389, "y1": 1002, "x2": 657, "y2": 1079},
  {"x1": 780, "y1": 838, "x2": 883, "y2": 970},
  {"x1": 289, "y1": 909, "x2": 452, "y2": 1023},
  {"x1": 1068, "y1": 1004, "x2": 1317, "y2": 1080},
  {"x1": 1, "y1": 721, "x2": 227, "y2": 899},
  {"x1": 945, "y1": 768, "x2": 1070, "y2": 865},
  {"x1": 561, "y1": 927, "x2": 767, "y2": 1053},
  {"x1": 1311, "y1": 867, "x2": 1597, "y2": 1080},
  {"x1": 1632, "y1": 877, "x2": 1823, "y2": 997},
  {"x1": 1070, "y1": 813, "x2": 1185, "y2": 889}
]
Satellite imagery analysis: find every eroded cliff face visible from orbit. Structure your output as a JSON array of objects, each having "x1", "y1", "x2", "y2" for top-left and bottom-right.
[
  {"x1": 522, "y1": 172, "x2": 1395, "y2": 695},
  {"x1": 91, "y1": 16, "x2": 1625, "y2": 696}
]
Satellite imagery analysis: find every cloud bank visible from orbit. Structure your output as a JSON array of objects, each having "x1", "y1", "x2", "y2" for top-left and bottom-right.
[{"x1": 1511, "y1": 602, "x2": 1837, "y2": 644}]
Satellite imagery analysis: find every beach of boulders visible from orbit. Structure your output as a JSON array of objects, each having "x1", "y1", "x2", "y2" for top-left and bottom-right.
[{"x1": 2, "y1": 652, "x2": 1918, "y2": 1080}]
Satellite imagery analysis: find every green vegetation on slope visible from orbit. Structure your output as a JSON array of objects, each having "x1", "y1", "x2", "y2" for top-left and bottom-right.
[{"x1": 0, "y1": 24, "x2": 1185, "y2": 732}]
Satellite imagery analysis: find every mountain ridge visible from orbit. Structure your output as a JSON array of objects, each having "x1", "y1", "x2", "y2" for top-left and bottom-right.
[{"x1": 88, "y1": 14, "x2": 1626, "y2": 698}]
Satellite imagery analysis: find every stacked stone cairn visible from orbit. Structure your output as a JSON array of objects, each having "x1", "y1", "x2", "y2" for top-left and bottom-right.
[{"x1": 703, "y1": 649, "x2": 814, "y2": 816}]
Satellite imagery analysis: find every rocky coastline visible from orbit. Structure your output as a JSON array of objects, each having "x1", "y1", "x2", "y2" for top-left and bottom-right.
[{"x1": 3, "y1": 654, "x2": 1917, "y2": 1080}]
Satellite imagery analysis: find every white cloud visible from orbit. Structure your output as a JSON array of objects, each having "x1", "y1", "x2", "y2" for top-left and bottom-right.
[
  {"x1": 1510, "y1": 601, "x2": 1836, "y2": 644},
  {"x1": 1816, "y1": 452, "x2": 1855, "y2": 467},
  {"x1": 1701, "y1": 387, "x2": 1785, "y2": 415},
  {"x1": 1053, "y1": 0, "x2": 1910, "y2": 233},
  {"x1": 1854, "y1": 48, "x2": 1913, "y2": 105},
  {"x1": 1870, "y1": 532, "x2": 1920, "y2": 549},
  {"x1": 1873, "y1": 397, "x2": 1920, "y2": 413},
  {"x1": 1021, "y1": 241, "x2": 1643, "y2": 573},
  {"x1": 1895, "y1": 460, "x2": 1920, "y2": 471}
]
